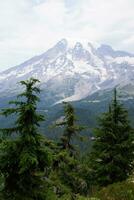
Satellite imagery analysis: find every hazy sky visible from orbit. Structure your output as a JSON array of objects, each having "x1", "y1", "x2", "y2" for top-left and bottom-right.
[{"x1": 0, "y1": 0, "x2": 134, "y2": 71}]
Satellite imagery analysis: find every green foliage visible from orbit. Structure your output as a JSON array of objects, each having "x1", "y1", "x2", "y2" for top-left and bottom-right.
[
  {"x1": 51, "y1": 102, "x2": 88, "y2": 198},
  {"x1": 49, "y1": 148, "x2": 88, "y2": 198},
  {"x1": 0, "y1": 78, "x2": 53, "y2": 199},
  {"x1": 89, "y1": 89, "x2": 134, "y2": 186},
  {"x1": 78, "y1": 197, "x2": 99, "y2": 200},
  {"x1": 94, "y1": 181, "x2": 134, "y2": 200},
  {"x1": 55, "y1": 102, "x2": 85, "y2": 155},
  {"x1": 0, "y1": 80, "x2": 134, "y2": 199}
]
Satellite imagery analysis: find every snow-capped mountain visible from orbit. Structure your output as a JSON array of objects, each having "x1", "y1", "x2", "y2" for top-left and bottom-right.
[{"x1": 0, "y1": 39, "x2": 134, "y2": 105}]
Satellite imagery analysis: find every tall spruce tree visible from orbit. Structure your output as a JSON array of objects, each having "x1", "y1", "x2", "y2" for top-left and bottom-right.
[
  {"x1": 90, "y1": 89, "x2": 134, "y2": 186},
  {"x1": 51, "y1": 102, "x2": 87, "y2": 198},
  {"x1": 0, "y1": 78, "x2": 52, "y2": 200},
  {"x1": 56, "y1": 102, "x2": 84, "y2": 155}
]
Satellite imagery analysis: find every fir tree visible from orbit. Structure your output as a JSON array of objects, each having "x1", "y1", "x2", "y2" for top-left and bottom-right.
[
  {"x1": 0, "y1": 78, "x2": 52, "y2": 200},
  {"x1": 56, "y1": 102, "x2": 84, "y2": 155},
  {"x1": 51, "y1": 102, "x2": 87, "y2": 198},
  {"x1": 90, "y1": 88, "x2": 134, "y2": 186}
]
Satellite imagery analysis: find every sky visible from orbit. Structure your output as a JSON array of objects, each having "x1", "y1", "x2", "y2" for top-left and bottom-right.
[{"x1": 0, "y1": 0, "x2": 134, "y2": 71}]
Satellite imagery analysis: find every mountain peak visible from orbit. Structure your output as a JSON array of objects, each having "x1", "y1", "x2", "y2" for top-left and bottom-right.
[
  {"x1": 0, "y1": 39, "x2": 134, "y2": 104},
  {"x1": 56, "y1": 38, "x2": 68, "y2": 48},
  {"x1": 74, "y1": 42, "x2": 83, "y2": 50},
  {"x1": 97, "y1": 44, "x2": 114, "y2": 55},
  {"x1": 97, "y1": 44, "x2": 133, "y2": 58}
]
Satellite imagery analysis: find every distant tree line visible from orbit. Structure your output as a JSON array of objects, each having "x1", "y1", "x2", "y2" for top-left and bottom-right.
[{"x1": 0, "y1": 78, "x2": 134, "y2": 200}]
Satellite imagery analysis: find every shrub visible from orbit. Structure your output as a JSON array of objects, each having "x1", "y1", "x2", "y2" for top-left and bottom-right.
[{"x1": 95, "y1": 181, "x2": 134, "y2": 200}]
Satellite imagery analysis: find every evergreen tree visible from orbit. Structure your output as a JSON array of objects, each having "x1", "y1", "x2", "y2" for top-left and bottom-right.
[
  {"x1": 51, "y1": 102, "x2": 87, "y2": 198},
  {"x1": 56, "y1": 102, "x2": 84, "y2": 155},
  {"x1": 90, "y1": 89, "x2": 134, "y2": 186},
  {"x1": 0, "y1": 78, "x2": 52, "y2": 200}
]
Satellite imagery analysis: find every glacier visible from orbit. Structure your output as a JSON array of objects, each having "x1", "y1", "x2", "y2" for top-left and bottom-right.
[{"x1": 0, "y1": 39, "x2": 134, "y2": 105}]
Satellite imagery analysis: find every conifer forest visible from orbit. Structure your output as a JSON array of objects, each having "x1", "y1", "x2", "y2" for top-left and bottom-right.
[{"x1": 0, "y1": 78, "x2": 134, "y2": 200}]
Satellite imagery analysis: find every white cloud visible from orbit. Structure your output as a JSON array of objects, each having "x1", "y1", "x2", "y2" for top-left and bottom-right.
[{"x1": 0, "y1": 0, "x2": 134, "y2": 71}]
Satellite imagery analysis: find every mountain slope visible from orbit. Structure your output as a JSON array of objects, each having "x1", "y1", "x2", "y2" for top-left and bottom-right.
[
  {"x1": 1, "y1": 39, "x2": 134, "y2": 141},
  {"x1": 1, "y1": 39, "x2": 134, "y2": 106}
]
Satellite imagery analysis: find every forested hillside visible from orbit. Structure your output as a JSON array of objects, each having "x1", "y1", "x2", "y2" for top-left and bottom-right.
[{"x1": 0, "y1": 78, "x2": 134, "y2": 200}]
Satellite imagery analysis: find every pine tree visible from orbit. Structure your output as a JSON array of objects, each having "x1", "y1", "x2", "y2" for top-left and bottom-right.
[
  {"x1": 0, "y1": 78, "x2": 52, "y2": 200},
  {"x1": 56, "y1": 102, "x2": 84, "y2": 155},
  {"x1": 51, "y1": 102, "x2": 87, "y2": 198},
  {"x1": 90, "y1": 88, "x2": 134, "y2": 186}
]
